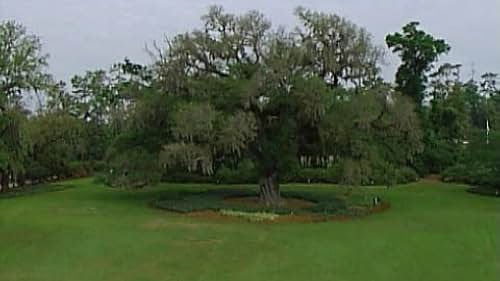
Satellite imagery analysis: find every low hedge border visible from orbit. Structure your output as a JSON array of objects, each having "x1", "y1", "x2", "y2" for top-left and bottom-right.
[
  {"x1": 467, "y1": 186, "x2": 500, "y2": 197},
  {"x1": 0, "y1": 183, "x2": 73, "y2": 199}
]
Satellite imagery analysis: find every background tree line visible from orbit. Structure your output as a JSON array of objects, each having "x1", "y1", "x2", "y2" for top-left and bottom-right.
[{"x1": 1, "y1": 7, "x2": 498, "y2": 204}]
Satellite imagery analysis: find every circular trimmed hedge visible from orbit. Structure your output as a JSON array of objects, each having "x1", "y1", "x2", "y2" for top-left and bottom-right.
[{"x1": 153, "y1": 188, "x2": 385, "y2": 219}]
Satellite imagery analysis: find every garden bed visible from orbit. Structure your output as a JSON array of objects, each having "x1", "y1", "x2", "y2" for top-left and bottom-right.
[{"x1": 153, "y1": 188, "x2": 389, "y2": 223}]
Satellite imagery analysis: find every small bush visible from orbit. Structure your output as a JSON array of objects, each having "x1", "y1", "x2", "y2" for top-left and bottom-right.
[
  {"x1": 362, "y1": 158, "x2": 419, "y2": 186},
  {"x1": 292, "y1": 164, "x2": 342, "y2": 184},
  {"x1": 214, "y1": 159, "x2": 258, "y2": 184},
  {"x1": 105, "y1": 148, "x2": 161, "y2": 188},
  {"x1": 161, "y1": 171, "x2": 212, "y2": 183},
  {"x1": 92, "y1": 161, "x2": 107, "y2": 173},
  {"x1": 443, "y1": 163, "x2": 498, "y2": 187},
  {"x1": 24, "y1": 161, "x2": 50, "y2": 182},
  {"x1": 67, "y1": 161, "x2": 90, "y2": 178},
  {"x1": 442, "y1": 164, "x2": 470, "y2": 183},
  {"x1": 395, "y1": 167, "x2": 419, "y2": 184},
  {"x1": 442, "y1": 131, "x2": 500, "y2": 189}
]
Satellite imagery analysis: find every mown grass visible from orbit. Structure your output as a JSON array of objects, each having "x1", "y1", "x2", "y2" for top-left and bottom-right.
[{"x1": 0, "y1": 178, "x2": 499, "y2": 281}]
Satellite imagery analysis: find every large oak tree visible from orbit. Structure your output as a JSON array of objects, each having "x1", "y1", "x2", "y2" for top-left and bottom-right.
[{"x1": 153, "y1": 7, "x2": 421, "y2": 205}]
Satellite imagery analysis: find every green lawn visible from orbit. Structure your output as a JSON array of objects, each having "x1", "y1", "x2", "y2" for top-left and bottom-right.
[{"x1": 1, "y1": 179, "x2": 499, "y2": 281}]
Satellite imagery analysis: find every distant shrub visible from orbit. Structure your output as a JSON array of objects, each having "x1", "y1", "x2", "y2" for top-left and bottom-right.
[
  {"x1": 67, "y1": 161, "x2": 90, "y2": 178},
  {"x1": 291, "y1": 164, "x2": 342, "y2": 183},
  {"x1": 443, "y1": 131, "x2": 500, "y2": 190},
  {"x1": 93, "y1": 173, "x2": 108, "y2": 185},
  {"x1": 214, "y1": 159, "x2": 257, "y2": 184},
  {"x1": 161, "y1": 171, "x2": 212, "y2": 183},
  {"x1": 356, "y1": 157, "x2": 419, "y2": 186},
  {"x1": 105, "y1": 148, "x2": 161, "y2": 188},
  {"x1": 24, "y1": 161, "x2": 51, "y2": 182},
  {"x1": 420, "y1": 134, "x2": 462, "y2": 174},
  {"x1": 92, "y1": 161, "x2": 107, "y2": 173},
  {"x1": 442, "y1": 164, "x2": 471, "y2": 183},
  {"x1": 395, "y1": 167, "x2": 419, "y2": 184}
]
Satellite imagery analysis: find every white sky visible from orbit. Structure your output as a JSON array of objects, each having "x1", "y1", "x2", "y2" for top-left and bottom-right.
[{"x1": 1, "y1": 0, "x2": 499, "y2": 82}]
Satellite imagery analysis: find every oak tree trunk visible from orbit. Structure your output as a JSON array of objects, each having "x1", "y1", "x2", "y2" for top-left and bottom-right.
[
  {"x1": 18, "y1": 172, "x2": 25, "y2": 188},
  {"x1": 259, "y1": 171, "x2": 281, "y2": 206},
  {"x1": 0, "y1": 170, "x2": 9, "y2": 193}
]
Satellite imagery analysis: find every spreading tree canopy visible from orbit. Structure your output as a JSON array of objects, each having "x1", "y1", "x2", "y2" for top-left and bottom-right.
[{"x1": 151, "y1": 7, "x2": 422, "y2": 205}]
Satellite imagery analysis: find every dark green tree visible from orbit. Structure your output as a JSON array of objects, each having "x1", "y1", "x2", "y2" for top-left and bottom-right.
[
  {"x1": 0, "y1": 21, "x2": 51, "y2": 191},
  {"x1": 27, "y1": 112, "x2": 85, "y2": 181},
  {"x1": 104, "y1": 87, "x2": 171, "y2": 188},
  {"x1": 386, "y1": 22, "x2": 450, "y2": 105},
  {"x1": 68, "y1": 59, "x2": 151, "y2": 163}
]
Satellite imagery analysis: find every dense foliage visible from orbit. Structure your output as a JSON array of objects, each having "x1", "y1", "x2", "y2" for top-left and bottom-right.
[
  {"x1": 1, "y1": 7, "x2": 498, "y2": 202},
  {"x1": 443, "y1": 131, "x2": 500, "y2": 190}
]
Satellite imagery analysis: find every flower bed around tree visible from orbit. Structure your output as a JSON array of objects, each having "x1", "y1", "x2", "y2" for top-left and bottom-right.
[{"x1": 153, "y1": 188, "x2": 390, "y2": 222}]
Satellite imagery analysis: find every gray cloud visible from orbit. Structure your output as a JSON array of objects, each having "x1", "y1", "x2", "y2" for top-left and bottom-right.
[{"x1": 2, "y1": 0, "x2": 499, "y2": 82}]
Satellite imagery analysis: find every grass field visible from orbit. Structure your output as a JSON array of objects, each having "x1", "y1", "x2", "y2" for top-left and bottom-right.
[{"x1": 1, "y1": 178, "x2": 499, "y2": 281}]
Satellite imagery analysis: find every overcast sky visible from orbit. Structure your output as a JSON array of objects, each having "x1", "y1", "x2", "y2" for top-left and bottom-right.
[{"x1": 1, "y1": 0, "x2": 499, "y2": 82}]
